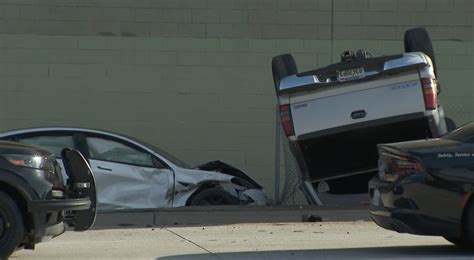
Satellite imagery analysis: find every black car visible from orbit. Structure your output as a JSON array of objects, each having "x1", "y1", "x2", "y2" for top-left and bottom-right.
[
  {"x1": 0, "y1": 143, "x2": 96, "y2": 258},
  {"x1": 369, "y1": 122, "x2": 474, "y2": 246}
]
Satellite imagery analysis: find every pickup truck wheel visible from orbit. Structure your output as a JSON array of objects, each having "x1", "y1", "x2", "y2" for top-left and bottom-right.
[
  {"x1": 189, "y1": 188, "x2": 239, "y2": 206},
  {"x1": 404, "y1": 28, "x2": 437, "y2": 74},
  {"x1": 0, "y1": 191, "x2": 25, "y2": 258},
  {"x1": 272, "y1": 54, "x2": 298, "y2": 91}
]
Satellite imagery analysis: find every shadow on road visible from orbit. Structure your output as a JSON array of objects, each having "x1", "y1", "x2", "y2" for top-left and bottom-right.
[{"x1": 157, "y1": 245, "x2": 474, "y2": 259}]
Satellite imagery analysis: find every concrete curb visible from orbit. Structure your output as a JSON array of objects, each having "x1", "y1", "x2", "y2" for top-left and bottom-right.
[{"x1": 92, "y1": 205, "x2": 370, "y2": 229}]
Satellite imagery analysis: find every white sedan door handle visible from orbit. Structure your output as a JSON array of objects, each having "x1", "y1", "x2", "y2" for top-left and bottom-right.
[{"x1": 97, "y1": 166, "x2": 112, "y2": 171}]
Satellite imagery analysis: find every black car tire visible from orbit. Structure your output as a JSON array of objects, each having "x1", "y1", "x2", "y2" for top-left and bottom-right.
[
  {"x1": 189, "y1": 188, "x2": 239, "y2": 206},
  {"x1": 272, "y1": 54, "x2": 298, "y2": 91},
  {"x1": 404, "y1": 27, "x2": 437, "y2": 75},
  {"x1": 0, "y1": 191, "x2": 25, "y2": 258},
  {"x1": 461, "y1": 198, "x2": 474, "y2": 247},
  {"x1": 447, "y1": 198, "x2": 474, "y2": 248}
]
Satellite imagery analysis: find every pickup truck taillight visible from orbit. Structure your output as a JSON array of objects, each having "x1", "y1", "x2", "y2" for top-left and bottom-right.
[
  {"x1": 421, "y1": 78, "x2": 437, "y2": 110},
  {"x1": 279, "y1": 104, "x2": 295, "y2": 136}
]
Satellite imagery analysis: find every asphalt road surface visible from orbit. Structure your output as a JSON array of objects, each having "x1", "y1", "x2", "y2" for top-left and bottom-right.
[{"x1": 11, "y1": 221, "x2": 474, "y2": 259}]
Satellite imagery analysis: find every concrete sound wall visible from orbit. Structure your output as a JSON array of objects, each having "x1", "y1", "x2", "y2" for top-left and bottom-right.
[{"x1": 0, "y1": 0, "x2": 472, "y2": 198}]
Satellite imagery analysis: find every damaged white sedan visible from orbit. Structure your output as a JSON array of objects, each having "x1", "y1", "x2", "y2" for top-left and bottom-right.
[{"x1": 0, "y1": 127, "x2": 270, "y2": 210}]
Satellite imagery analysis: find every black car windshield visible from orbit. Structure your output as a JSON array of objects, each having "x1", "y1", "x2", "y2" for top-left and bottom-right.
[{"x1": 443, "y1": 122, "x2": 474, "y2": 142}]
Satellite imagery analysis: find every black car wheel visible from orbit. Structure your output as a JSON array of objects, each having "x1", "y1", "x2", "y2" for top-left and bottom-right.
[
  {"x1": 446, "y1": 198, "x2": 474, "y2": 248},
  {"x1": 0, "y1": 191, "x2": 25, "y2": 258},
  {"x1": 189, "y1": 188, "x2": 239, "y2": 206},
  {"x1": 404, "y1": 27, "x2": 437, "y2": 76},
  {"x1": 461, "y1": 198, "x2": 474, "y2": 247},
  {"x1": 272, "y1": 54, "x2": 298, "y2": 91}
]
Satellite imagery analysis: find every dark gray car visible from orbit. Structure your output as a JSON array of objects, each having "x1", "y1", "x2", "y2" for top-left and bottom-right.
[{"x1": 0, "y1": 143, "x2": 96, "y2": 258}]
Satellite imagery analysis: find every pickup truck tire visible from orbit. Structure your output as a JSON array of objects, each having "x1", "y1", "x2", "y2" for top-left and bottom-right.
[
  {"x1": 272, "y1": 54, "x2": 298, "y2": 90},
  {"x1": 189, "y1": 188, "x2": 239, "y2": 206},
  {"x1": 0, "y1": 191, "x2": 25, "y2": 258},
  {"x1": 404, "y1": 28, "x2": 437, "y2": 73}
]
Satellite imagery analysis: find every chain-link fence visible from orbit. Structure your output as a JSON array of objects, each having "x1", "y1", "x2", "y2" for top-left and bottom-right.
[{"x1": 276, "y1": 129, "x2": 308, "y2": 205}]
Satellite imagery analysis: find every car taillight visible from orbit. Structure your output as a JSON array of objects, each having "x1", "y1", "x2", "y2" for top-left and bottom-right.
[
  {"x1": 379, "y1": 153, "x2": 423, "y2": 182},
  {"x1": 421, "y1": 78, "x2": 437, "y2": 110},
  {"x1": 392, "y1": 158, "x2": 423, "y2": 177},
  {"x1": 279, "y1": 104, "x2": 295, "y2": 136}
]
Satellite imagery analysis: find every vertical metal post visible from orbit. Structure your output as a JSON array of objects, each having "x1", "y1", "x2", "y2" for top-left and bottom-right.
[
  {"x1": 274, "y1": 105, "x2": 281, "y2": 204},
  {"x1": 330, "y1": 0, "x2": 334, "y2": 63}
]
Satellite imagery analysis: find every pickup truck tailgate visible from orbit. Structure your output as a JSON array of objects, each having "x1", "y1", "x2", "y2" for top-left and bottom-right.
[{"x1": 289, "y1": 72, "x2": 425, "y2": 138}]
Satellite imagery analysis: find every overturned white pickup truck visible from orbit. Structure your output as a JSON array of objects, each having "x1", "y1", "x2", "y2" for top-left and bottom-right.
[{"x1": 272, "y1": 28, "x2": 450, "y2": 204}]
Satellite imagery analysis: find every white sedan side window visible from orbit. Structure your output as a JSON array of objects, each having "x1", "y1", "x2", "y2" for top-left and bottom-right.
[
  {"x1": 17, "y1": 135, "x2": 74, "y2": 158},
  {"x1": 86, "y1": 137, "x2": 154, "y2": 167}
]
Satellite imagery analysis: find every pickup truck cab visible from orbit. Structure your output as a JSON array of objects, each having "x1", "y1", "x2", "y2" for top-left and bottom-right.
[
  {"x1": 272, "y1": 28, "x2": 448, "y2": 204},
  {"x1": 0, "y1": 146, "x2": 96, "y2": 258}
]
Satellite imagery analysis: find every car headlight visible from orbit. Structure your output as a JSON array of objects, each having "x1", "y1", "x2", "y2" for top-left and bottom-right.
[
  {"x1": 231, "y1": 177, "x2": 255, "y2": 189},
  {"x1": 3, "y1": 154, "x2": 55, "y2": 171}
]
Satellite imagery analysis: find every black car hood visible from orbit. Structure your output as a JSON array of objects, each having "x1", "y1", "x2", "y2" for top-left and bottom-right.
[{"x1": 194, "y1": 160, "x2": 262, "y2": 189}]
